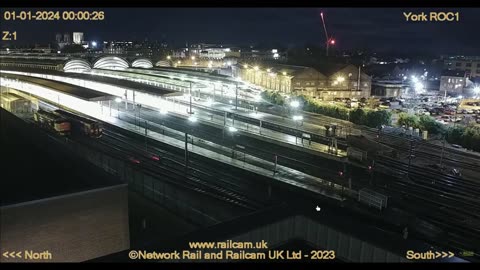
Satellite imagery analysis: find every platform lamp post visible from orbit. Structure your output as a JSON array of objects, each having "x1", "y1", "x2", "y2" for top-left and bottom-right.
[
  {"x1": 185, "y1": 115, "x2": 198, "y2": 169},
  {"x1": 227, "y1": 126, "x2": 238, "y2": 157},
  {"x1": 212, "y1": 82, "x2": 216, "y2": 101},
  {"x1": 234, "y1": 78, "x2": 242, "y2": 111},
  {"x1": 289, "y1": 99, "x2": 302, "y2": 123},
  {"x1": 289, "y1": 99, "x2": 300, "y2": 114},
  {"x1": 292, "y1": 115, "x2": 303, "y2": 144},
  {"x1": 235, "y1": 82, "x2": 238, "y2": 110},
  {"x1": 159, "y1": 108, "x2": 168, "y2": 134},
  {"x1": 188, "y1": 81, "x2": 193, "y2": 115},
  {"x1": 115, "y1": 97, "x2": 122, "y2": 119}
]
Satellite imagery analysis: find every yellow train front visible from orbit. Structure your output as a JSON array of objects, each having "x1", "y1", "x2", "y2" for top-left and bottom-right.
[{"x1": 33, "y1": 109, "x2": 71, "y2": 136}]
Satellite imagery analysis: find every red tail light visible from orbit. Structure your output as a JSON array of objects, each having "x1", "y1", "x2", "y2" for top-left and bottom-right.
[
  {"x1": 151, "y1": 155, "x2": 160, "y2": 161},
  {"x1": 129, "y1": 157, "x2": 141, "y2": 164}
]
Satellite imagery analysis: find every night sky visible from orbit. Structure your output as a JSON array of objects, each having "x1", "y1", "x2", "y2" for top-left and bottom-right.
[{"x1": 2, "y1": 8, "x2": 479, "y2": 55}]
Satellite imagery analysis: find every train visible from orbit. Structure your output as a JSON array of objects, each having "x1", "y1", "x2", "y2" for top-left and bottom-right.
[
  {"x1": 54, "y1": 109, "x2": 103, "y2": 138},
  {"x1": 33, "y1": 109, "x2": 71, "y2": 136},
  {"x1": 33, "y1": 109, "x2": 103, "y2": 138}
]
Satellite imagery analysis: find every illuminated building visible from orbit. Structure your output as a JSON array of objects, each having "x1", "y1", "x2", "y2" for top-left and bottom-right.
[{"x1": 237, "y1": 63, "x2": 371, "y2": 100}]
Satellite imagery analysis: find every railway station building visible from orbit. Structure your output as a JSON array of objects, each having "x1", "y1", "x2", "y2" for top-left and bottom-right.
[{"x1": 236, "y1": 62, "x2": 372, "y2": 101}]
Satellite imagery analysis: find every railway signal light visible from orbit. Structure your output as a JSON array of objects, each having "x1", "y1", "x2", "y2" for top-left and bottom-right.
[{"x1": 338, "y1": 171, "x2": 344, "y2": 177}]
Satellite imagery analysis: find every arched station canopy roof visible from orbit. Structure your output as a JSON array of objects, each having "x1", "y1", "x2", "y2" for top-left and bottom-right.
[
  {"x1": 132, "y1": 58, "x2": 153, "y2": 69},
  {"x1": 93, "y1": 56, "x2": 129, "y2": 70},
  {"x1": 64, "y1": 59, "x2": 92, "y2": 72}
]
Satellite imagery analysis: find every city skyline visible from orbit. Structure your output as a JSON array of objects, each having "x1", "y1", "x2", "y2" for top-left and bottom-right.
[{"x1": 2, "y1": 8, "x2": 479, "y2": 55}]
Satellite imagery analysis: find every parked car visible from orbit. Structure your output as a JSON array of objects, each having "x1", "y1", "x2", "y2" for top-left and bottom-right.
[
  {"x1": 441, "y1": 115, "x2": 452, "y2": 122},
  {"x1": 450, "y1": 168, "x2": 462, "y2": 177},
  {"x1": 444, "y1": 110, "x2": 455, "y2": 115},
  {"x1": 436, "y1": 119, "x2": 447, "y2": 124}
]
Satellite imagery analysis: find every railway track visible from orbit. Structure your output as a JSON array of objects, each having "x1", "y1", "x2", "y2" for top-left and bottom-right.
[
  {"x1": 379, "y1": 156, "x2": 480, "y2": 199},
  {"x1": 103, "y1": 130, "x2": 267, "y2": 211},
  {"x1": 118, "y1": 105, "x2": 349, "y2": 188},
  {"x1": 372, "y1": 157, "x2": 480, "y2": 251},
  {"x1": 103, "y1": 130, "x2": 255, "y2": 195},
  {"x1": 386, "y1": 181, "x2": 480, "y2": 251},
  {"x1": 363, "y1": 128, "x2": 480, "y2": 172}
]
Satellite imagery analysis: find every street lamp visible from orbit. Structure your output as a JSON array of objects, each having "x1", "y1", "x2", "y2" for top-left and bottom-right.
[
  {"x1": 191, "y1": 56, "x2": 196, "y2": 61},
  {"x1": 167, "y1": 55, "x2": 171, "y2": 60}
]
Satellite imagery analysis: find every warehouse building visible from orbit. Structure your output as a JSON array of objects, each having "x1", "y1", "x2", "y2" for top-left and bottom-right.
[{"x1": 236, "y1": 62, "x2": 371, "y2": 100}]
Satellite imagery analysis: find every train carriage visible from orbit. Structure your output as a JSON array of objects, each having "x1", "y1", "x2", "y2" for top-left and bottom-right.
[
  {"x1": 54, "y1": 109, "x2": 103, "y2": 138},
  {"x1": 33, "y1": 109, "x2": 71, "y2": 136}
]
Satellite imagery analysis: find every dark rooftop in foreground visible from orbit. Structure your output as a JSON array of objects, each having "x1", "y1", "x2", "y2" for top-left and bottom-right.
[
  {"x1": 0, "y1": 109, "x2": 122, "y2": 206},
  {"x1": 94, "y1": 200, "x2": 470, "y2": 262}
]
